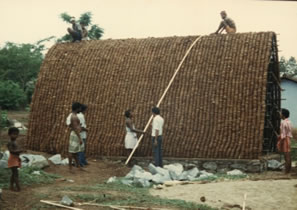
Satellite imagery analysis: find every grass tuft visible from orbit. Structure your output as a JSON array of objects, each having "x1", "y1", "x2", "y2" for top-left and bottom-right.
[
  {"x1": 0, "y1": 166, "x2": 61, "y2": 188},
  {"x1": 60, "y1": 180, "x2": 217, "y2": 210}
]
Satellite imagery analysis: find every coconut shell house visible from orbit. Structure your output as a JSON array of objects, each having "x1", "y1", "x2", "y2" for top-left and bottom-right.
[{"x1": 26, "y1": 32, "x2": 280, "y2": 160}]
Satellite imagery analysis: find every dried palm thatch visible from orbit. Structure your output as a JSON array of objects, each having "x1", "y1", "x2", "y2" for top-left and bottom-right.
[{"x1": 26, "y1": 32, "x2": 280, "y2": 159}]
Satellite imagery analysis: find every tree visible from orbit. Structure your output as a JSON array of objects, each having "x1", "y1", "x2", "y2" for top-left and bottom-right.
[
  {"x1": 0, "y1": 80, "x2": 26, "y2": 110},
  {"x1": 58, "y1": 12, "x2": 104, "y2": 42},
  {"x1": 279, "y1": 56, "x2": 297, "y2": 76},
  {"x1": 0, "y1": 42, "x2": 43, "y2": 91}
]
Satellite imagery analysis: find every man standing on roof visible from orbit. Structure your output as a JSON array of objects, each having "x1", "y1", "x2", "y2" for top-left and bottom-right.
[
  {"x1": 67, "y1": 17, "x2": 82, "y2": 42},
  {"x1": 214, "y1": 11, "x2": 236, "y2": 34}
]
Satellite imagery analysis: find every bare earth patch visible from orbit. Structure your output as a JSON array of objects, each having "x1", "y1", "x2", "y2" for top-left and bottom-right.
[{"x1": 151, "y1": 179, "x2": 297, "y2": 210}]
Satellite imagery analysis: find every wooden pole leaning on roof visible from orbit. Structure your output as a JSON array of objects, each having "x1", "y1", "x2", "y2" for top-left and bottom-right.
[{"x1": 125, "y1": 35, "x2": 204, "y2": 165}]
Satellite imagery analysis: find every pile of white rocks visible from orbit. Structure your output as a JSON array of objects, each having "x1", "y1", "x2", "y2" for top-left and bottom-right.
[
  {"x1": 0, "y1": 152, "x2": 69, "y2": 169},
  {"x1": 108, "y1": 163, "x2": 246, "y2": 188}
]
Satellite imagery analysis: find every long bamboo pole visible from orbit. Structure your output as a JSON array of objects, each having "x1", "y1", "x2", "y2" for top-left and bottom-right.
[{"x1": 125, "y1": 35, "x2": 204, "y2": 165}]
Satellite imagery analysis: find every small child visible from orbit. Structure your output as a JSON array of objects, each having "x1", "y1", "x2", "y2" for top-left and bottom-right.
[
  {"x1": 277, "y1": 108, "x2": 293, "y2": 174},
  {"x1": 7, "y1": 127, "x2": 25, "y2": 191}
]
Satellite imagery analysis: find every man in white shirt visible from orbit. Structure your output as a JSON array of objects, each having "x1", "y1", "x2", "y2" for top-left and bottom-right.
[{"x1": 151, "y1": 107, "x2": 164, "y2": 167}]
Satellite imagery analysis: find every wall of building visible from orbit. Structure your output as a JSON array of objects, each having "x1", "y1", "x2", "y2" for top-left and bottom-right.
[{"x1": 281, "y1": 79, "x2": 297, "y2": 127}]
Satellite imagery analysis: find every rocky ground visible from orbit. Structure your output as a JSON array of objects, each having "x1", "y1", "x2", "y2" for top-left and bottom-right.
[{"x1": 0, "y1": 111, "x2": 296, "y2": 210}]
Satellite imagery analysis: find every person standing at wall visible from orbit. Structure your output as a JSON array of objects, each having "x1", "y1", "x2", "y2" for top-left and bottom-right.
[
  {"x1": 151, "y1": 107, "x2": 164, "y2": 167},
  {"x1": 277, "y1": 108, "x2": 293, "y2": 174},
  {"x1": 124, "y1": 110, "x2": 145, "y2": 165},
  {"x1": 77, "y1": 104, "x2": 88, "y2": 166},
  {"x1": 68, "y1": 102, "x2": 84, "y2": 171}
]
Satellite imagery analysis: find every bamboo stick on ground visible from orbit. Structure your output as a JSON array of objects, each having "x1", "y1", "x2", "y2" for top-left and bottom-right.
[
  {"x1": 40, "y1": 200, "x2": 82, "y2": 210},
  {"x1": 77, "y1": 202, "x2": 172, "y2": 210}
]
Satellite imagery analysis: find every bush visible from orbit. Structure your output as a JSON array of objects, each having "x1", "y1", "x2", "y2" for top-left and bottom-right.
[
  {"x1": 0, "y1": 80, "x2": 26, "y2": 109},
  {"x1": 0, "y1": 110, "x2": 8, "y2": 128}
]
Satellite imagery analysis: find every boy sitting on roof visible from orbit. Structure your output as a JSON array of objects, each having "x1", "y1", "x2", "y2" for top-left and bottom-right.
[
  {"x1": 214, "y1": 11, "x2": 236, "y2": 34},
  {"x1": 67, "y1": 17, "x2": 82, "y2": 42}
]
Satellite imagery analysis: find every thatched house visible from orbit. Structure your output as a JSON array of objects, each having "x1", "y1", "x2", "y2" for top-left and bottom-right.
[{"x1": 27, "y1": 32, "x2": 280, "y2": 159}]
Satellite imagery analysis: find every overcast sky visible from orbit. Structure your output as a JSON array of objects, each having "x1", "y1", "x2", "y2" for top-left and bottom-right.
[{"x1": 1, "y1": 0, "x2": 296, "y2": 58}]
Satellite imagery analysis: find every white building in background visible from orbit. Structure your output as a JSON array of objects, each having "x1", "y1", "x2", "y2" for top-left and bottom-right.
[{"x1": 281, "y1": 75, "x2": 297, "y2": 127}]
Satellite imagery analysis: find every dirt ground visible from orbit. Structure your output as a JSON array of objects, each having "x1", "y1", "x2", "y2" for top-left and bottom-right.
[
  {"x1": 151, "y1": 174, "x2": 297, "y2": 210},
  {"x1": 1, "y1": 111, "x2": 297, "y2": 210},
  {"x1": 1, "y1": 155, "x2": 131, "y2": 210},
  {"x1": 1, "y1": 158, "x2": 296, "y2": 210}
]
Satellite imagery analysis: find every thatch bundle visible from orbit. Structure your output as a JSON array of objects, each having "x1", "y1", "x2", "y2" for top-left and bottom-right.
[{"x1": 27, "y1": 32, "x2": 278, "y2": 159}]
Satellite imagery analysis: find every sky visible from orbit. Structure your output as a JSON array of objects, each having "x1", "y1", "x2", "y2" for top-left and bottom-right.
[{"x1": 1, "y1": 0, "x2": 297, "y2": 58}]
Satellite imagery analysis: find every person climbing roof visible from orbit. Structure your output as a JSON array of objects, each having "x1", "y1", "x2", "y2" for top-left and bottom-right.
[
  {"x1": 214, "y1": 11, "x2": 236, "y2": 34},
  {"x1": 67, "y1": 17, "x2": 82, "y2": 42}
]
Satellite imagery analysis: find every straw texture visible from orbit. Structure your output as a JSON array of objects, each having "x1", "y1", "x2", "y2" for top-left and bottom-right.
[{"x1": 27, "y1": 32, "x2": 276, "y2": 159}]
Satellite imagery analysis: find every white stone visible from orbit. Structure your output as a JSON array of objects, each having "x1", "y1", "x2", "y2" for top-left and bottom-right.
[
  {"x1": 268, "y1": 160, "x2": 282, "y2": 169},
  {"x1": 20, "y1": 154, "x2": 49, "y2": 169},
  {"x1": 164, "y1": 163, "x2": 184, "y2": 176},
  {"x1": 0, "y1": 160, "x2": 7, "y2": 168},
  {"x1": 61, "y1": 158, "x2": 69, "y2": 165},
  {"x1": 134, "y1": 170, "x2": 154, "y2": 181},
  {"x1": 125, "y1": 165, "x2": 144, "y2": 179},
  {"x1": 2, "y1": 151, "x2": 10, "y2": 160},
  {"x1": 227, "y1": 169, "x2": 245, "y2": 176},
  {"x1": 61, "y1": 195, "x2": 73, "y2": 206},
  {"x1": 48, "y1": 154, "x2": 62, "y2": 165},
  {"x1": 133, "y1": 178, "x2": 151, "y2": 187},
  {"x1": 148, "y1": 163, "x2": 158, "y2": 175},
  {"x1": 187, "y1": 167, "x2": 199, "y2": 177},
  {"x1": 32, "y1": 171, "x2": 41, "y2": 175},
  {"x1": 107, "y1": 176, "x2": 117, "y2": 183}
]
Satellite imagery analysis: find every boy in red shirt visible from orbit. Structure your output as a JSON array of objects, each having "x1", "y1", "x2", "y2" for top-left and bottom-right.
[{"x1": 7, "y1": 127, "x2": 25, "y2": 191}]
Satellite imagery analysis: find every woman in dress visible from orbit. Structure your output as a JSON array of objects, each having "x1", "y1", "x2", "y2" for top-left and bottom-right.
[{"x1": 124, "y1": 110, "x2": 145, "y2": 157}]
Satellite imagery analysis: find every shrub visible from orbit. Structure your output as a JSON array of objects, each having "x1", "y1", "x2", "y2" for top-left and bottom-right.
[
  {"x1": 0, "y1": 110, "x2": 8, "y2": 128},
  {"x1": 0, "y1": 80, "x2": 26, "y2": 109}
]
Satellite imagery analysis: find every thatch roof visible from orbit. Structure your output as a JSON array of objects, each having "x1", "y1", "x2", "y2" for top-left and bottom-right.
[{"x1": 27, "y1": 32, "x2": 278, "y2": 159}]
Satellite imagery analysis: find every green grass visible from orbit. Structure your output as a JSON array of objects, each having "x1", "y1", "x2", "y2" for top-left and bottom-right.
[
  {"x1": 60, "y1": 180, "x2": 217, "y2": 210},
  {"x1": 291, "y1": 138, "x2": 297, "y2": 161},
  {"x1": 0, "y1": 167, "x2": 61, "y2": 188},
  {"x1": 58, "y1": 174, "x2": 248, "y2": 209}
]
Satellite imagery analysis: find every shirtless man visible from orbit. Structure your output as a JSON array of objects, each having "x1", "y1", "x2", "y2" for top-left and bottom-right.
[
  {"x1": 68, "y1": 102, "x2": 83, "y2": 171},
  {"x1": 214, "y1": 11, "x2": 236, "y2": 34}
]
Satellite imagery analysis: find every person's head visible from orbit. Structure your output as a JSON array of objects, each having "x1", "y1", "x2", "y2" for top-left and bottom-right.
[
  {"x1": 220, "y1": 11, "x2": 227, "y2": 19},
  {"x1": 70, "y1": 17, "x2": 75, "y2": 24},
  {"x1": 152, "y1": 107, "x2": 160, "y2": 116},
  {"x1": 8, "y1": 127, "x2": 19, "y2": 141},
  {"x1": 72, "y1": 102, "x2": 81, "y2": 113},
  {"x1": 80, "y1": 21, "x2": 86, "y2": 27},
  {"x1": 80, "y1": 104, "x2": 88, "y2": 114},
  {"x1": 281, "y1": 108, "x2": 290, "y2": 119},
  {"x1": 125, "y1": 110, "x2": 132, "y2": 118}
]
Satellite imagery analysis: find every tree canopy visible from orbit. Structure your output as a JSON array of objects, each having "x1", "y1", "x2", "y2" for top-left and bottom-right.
[
  {"x1": 279, "y1": 56, "x2": 297, "y2": 76},
  {"x1": 0, "y1": 42, "x2": 44, "y2": 109}
]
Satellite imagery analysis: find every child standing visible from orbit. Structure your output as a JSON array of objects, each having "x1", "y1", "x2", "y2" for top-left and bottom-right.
[
  {"x1": 7, "y1": 127, "x2": 25, "y2": 191},
  {"x1": 277, "y1": 108, "x2": 293, "y2": 174}
]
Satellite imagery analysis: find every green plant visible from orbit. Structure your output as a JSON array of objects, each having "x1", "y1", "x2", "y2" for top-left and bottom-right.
[
  {"x1": 0, "y1": 80, "x2": 26, "y2": 109},
  {"x1": 60, "y1": 180, "x2": 217, "y2": 210},
  {"x1": 0, "y1": 167, "x2": 61, "y2": 188},
  {"x1": 0, "y1": 110, "x2": 8, "y2": 128}
]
